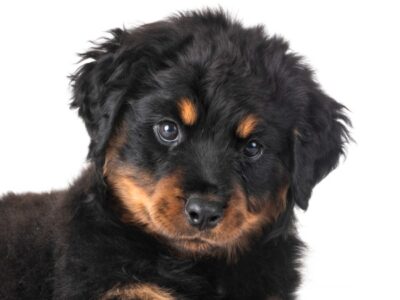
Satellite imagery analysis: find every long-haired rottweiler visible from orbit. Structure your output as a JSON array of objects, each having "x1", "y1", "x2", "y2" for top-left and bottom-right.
[{"x1": 0, "y1": 9, "x2": 350, "y2": 300}]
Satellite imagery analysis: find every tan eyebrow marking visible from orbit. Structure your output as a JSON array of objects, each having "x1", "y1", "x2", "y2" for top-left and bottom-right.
[
  {"x1": 178, "y1": 97, "x2": 197, "y2": 126},
  {"x1": 236, "y1": 114, "x2": 259, "y2": 138}
]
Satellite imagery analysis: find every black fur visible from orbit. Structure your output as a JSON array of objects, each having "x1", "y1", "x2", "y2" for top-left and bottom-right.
[{"x1": 0, "y1": 9, "x2": 350, "y2": 300}]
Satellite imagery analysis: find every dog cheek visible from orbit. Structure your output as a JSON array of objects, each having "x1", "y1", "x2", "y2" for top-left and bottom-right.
[
  {"x1": 149, "y1": 197, "x2": 189, "y2": 237},
  {"x1": 211, "y1": 187, "x2": 253, "y2": 248},
  {"x1": 213, "y1": 185, "x2": 288, "y2": 248},
  {"x1": 107, "y1": 171, "x2": 154, "y2": 227},
  {"x1": 146, "y1": 173, "x2": 192, "y2": 237}
]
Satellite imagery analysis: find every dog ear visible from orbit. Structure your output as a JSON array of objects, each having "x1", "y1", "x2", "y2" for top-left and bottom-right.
[
  {"x1": 70, "y1": 23, "x2": 190, "y2": 165},
  {"x1": 291, "y1": 88, "x2": 351, "y2": 210},
  {"x1": 70, "y1": 28, "x2": 130, "y2": 163}
]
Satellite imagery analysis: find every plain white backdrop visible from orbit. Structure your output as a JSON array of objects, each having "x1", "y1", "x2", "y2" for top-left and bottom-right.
[{"x1": 0, "y1": 1, "x2": 399, "y2": 299}]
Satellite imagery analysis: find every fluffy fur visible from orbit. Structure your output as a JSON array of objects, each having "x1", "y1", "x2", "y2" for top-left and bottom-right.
[{"x1": 0, "y1": 10, "x2": 350, "y2": 300}]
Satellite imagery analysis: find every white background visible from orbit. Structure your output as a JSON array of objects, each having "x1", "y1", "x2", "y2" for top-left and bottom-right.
[{"x1": 0, "y1": 1, "x2": 399, "y2": 299}]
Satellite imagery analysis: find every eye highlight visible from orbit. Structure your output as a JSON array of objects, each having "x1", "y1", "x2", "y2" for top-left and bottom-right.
[
  {"x1": 154, "y1": 120, "x2": 180, "y2": 144},
  {"x1": 243, "y1": 140, "x2": 263, "y2": 159}
]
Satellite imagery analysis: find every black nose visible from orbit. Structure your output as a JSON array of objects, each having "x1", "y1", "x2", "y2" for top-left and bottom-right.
[{"x1": 185, "y1": 196, "x2": 224, "y2": 230}]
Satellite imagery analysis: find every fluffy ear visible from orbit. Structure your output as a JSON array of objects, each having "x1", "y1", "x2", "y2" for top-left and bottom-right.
[
  {"x1": 70, "y1": 28, "x2": 130, "y2": 163},
  {"x1": 70, "y1": 23, "x2": 190, "y2": 165},
  {"x1": 291, "y1": 88, "x2": 351, "y2": 210}
]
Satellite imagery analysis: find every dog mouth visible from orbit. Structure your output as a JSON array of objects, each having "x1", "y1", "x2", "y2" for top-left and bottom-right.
[
  {"x1": 173, "y1": 235, "x2": 217, "y2": 246},
  {"x1": 177, "y1": 237, "x2": 207, "y2": 243},
  {"x1": 170, "y1": 236, "x2": 218, "y2": 253}
]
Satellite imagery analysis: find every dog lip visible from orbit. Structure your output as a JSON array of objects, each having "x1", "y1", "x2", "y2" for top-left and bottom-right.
[{"x1": 175, "y1": 236, "x2": 211, "y2": 244}]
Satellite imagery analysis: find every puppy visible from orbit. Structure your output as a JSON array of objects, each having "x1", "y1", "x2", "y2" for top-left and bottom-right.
[{"x1": 0, "y1": 10, "x2": 350, "y2": 300}]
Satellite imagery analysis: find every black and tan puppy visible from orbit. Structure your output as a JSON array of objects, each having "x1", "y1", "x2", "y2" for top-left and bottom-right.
[{"x1": 0, "y1": 10, "x2": 350, "y2": 300}]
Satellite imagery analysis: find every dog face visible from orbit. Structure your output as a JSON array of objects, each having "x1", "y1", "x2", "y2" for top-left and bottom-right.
[
  {"x1": 102, "y1": 75, "x2": 291, "y2": 257},
  {"x1": 70, "y1": 11, "x2": 349, "y2": 257}
]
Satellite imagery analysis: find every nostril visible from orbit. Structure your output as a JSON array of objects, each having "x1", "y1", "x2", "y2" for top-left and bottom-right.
[
  {"x1": 210, "y1": 216, "x2": 218, "y2": 222},
  {"x1": 208, "y1": 215, "x2": 221, "y2": 224},
  {"x1": 189, "y1": 211, "x2": 200, "y2": 222}
]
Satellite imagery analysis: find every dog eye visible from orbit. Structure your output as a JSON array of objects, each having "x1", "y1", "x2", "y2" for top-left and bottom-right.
[
  {"x1": 155, "y1": 120, "x2": 180, "y2": 143},
  {"x1": 243, "y1": 140, "x2": 263, "y2": 158}
]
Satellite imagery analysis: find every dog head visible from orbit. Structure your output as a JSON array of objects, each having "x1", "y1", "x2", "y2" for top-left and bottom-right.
[{"x1": 70, "y1": 10, "x2": 350, "y2": 258}]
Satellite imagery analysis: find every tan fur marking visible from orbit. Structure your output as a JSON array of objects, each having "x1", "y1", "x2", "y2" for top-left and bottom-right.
[
  {"x1": 103, "y1": 123, "x2": 127, "y2": 176},
  {"x1": 236, "y1": 114, "x2": 259, "y2": 138},
  {"x1": 208, "y1": 186, "x2": 277, "y2": 260},
  {"x1": 106, "y1": 164, "x2": 188, "y2": 238},
  {"x1": 178, "y1": 97, "x2": 197, "y2": 126},
  {"x1": 101, "y1": 283, "x2": 175, "y2": 300}
]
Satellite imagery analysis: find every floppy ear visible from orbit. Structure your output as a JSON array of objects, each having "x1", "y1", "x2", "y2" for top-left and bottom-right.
[
  {"x1": 291, "y1": 88, "x2": 351, "y2": 210},
  {"x1": 70, "y1": 23, "x2": 190, "y2": 166},
  {"x1": 70, "y1": 28, "x2": 130, "y2": 163}
]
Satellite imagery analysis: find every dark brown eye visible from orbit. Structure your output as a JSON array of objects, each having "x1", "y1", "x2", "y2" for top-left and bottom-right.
[
  {"x1": 243, "y1": 140, "x2": 263, "y2": 158},
  {"x1": 155, "y1": 120, "x2": 180, "y2": 143}
]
